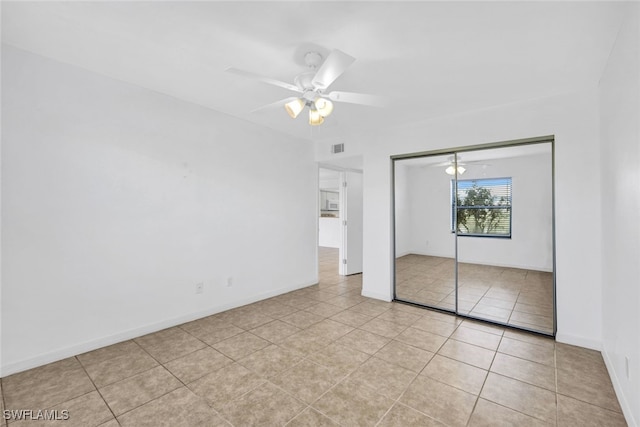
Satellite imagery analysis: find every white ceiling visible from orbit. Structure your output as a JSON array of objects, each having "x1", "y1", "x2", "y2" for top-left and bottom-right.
[{"x1": 1, "y1": 1, "x2": 626, "y2": 141}]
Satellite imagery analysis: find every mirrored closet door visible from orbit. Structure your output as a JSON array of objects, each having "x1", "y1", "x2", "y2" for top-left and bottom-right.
[{"x1": 393, "y1": 137, "x2": 555, "y2": 336}]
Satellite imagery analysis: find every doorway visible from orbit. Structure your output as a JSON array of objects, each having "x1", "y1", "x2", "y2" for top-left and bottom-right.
[
  {"x1": 318, "y1": 166, "x2": 363, "y2": 277},
  {"x1": 392, "y1": 136, "x2": 556, "y2": 336}
]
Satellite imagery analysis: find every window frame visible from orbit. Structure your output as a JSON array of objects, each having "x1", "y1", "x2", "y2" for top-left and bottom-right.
[{"x1": 451, "y1": 177, "x2": 513, "y2": 238}]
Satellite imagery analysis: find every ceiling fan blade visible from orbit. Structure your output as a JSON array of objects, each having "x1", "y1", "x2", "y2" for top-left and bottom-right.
[
  {"x1": 311, "y1": 49, "x2": 355, "y2": 90},
  {"x1": 327, "y1": 91, "x2": 386, "y2": 108},
  {"x1": 250, "y1": 97, "x2": 299, "y2": 113},
  {"x1": 225, "y1": 67, "x2": 301, "y2": 93}
]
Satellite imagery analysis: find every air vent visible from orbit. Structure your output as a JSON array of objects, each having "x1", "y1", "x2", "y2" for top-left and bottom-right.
[{"x1": 331, "y1": 143, "x2": 345, "y2": 154}]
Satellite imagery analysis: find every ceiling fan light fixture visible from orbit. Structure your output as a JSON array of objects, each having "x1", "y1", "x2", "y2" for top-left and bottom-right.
[
  {"x1": 314, "y1": 97, "x2": 334, "y2": 117},
  {"x1": 445, "y1": 165, "x2": 466, "y2": 175},
  {"x1": 284, "y1": 98, "x2": 305, "y2": 119},
  {"x1": 309, "y1": 108, "x2": 324, "y2": 126}
]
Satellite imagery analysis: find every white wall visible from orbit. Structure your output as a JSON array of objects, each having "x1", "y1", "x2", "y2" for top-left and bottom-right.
[
  {"x1": 396, "y1": 153, "x2": 553, "y2": 271},
  {"x1": 1, "y1": 46, "x2": 318, "y2": 376},
  {"x1": 359, "y1": 88, "x2": 603, "y2": 349},
  {"x1": 599, "y1": 4, "x2": 640, "y2": 426}
]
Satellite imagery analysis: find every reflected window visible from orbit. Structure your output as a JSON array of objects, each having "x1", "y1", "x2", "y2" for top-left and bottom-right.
[{"x1": 451, "y1": 177, "x2": 512, "y2": 237}]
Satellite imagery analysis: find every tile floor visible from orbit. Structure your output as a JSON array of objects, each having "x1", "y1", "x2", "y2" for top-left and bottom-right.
[
  {"x1": 395, "y1": 254, "x2": 554, "y2": 334},
  {"x1": 0, "y1": 247, "x2": 626, "y2": 426}
]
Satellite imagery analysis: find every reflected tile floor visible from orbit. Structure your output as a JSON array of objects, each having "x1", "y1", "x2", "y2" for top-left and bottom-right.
[
  {"x1": 395, "y1": 254, "x2": 555, "y2": 334},
  {"x1": 0, "y1": 248, "x2": 627, "y2": 426}
]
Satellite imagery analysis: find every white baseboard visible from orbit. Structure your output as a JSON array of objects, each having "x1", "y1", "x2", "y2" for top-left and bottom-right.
[
  {"x1": 399, "y1": 250, "x2": 553, "y2": 272},
  {"x1": 602, "y1": 349, "x2": 638, "y2": 427},
  {"x1": 0, "y1": 279, "x2": 318, "y2": 378},
  {"x1": 555, "y1": 332, "x2": 602, "y2": 351}
]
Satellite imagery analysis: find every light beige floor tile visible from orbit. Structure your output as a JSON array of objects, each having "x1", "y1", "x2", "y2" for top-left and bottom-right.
[
  {"x1": 490, "y1": 352, "x2": 555, "y2": 391},
  {"x1": 312, "y1": 379, "x2": 394, "y2": 426},
  {"x1": 305, "y1": 302, "x2": 345, "y2": 318},
  {"x1": 10, "y1": 391, "x2": 114, "y2": 427},
  {"x1": 307, "y1": 290, "x2": 341, "y2": 302},
  {"x1": 459, "y1": 319, "x2": 505, "y2": 336},
  {"x1": 134, "y1": 327, "x2": 206, "y2": 363},
  {"x1": 557, "y1": 394, "x2": 627, "y2": 427},
  {"x1": 211, "y1": 332, "x2": 270, "y2": 360},
  {"x1": 359, "y1": 318, "x2": 408, "y2": 338},
  {"x1": 400, "y1": 376, "x2": 476, "y2": 427},
  {"x1": 502, "y1": 329, "x2": 555, "y2": 349},
  {"x1": 219, "y1": 381, "x2": 304, "y2": 426},
  {"x1": 330, "y1": 310, "x2": 373, "y2": 327},
  {"x1": 178, "y1": 316, "x2": 232, "y2": 337},
  {"x1": 437, "y1": 339, "x2": 495, "y2": 370},
  {"x1": 237, "y1": 344, "x2": 303, "y2": 378},
  {"x1": 480, "y1": 373, "x2": 556, "y2": 424},
  {"x1": 350, "y1": 357, "x2": 417, "y2": 399},
  {"x1": 307, "y1": 343, "x2": 370, "y2": 377},
  {"x1": 271, "y1": 359, "x2": 343, "y2": 404},
  {"x1": 469, "y1": 398, "x2": 550, "y2": 426},
  {"x1": 498, "y1": 337, "x2": 555, "y2": 366},
  {"x1": 376, "y1": 309, "x2": 422, "y2": 326},
  {"x1": 421, "y1": 309, "x2": 464, "y2": 326},
  {"x1": 557, "y1": 365, "x2": 622, "y2": 413},
  {"x1": 335, "y1": 329, "x2": 390, "y2": 355},
  {"x1": 164, "y1": 347, "x2": 232, "y2": 384},
  {"x1": 223, "y1": 310, "x2": 274, "y2": 330},
  {"x1": 450, "y1": 326, "x2": 502, "y2": 351},
  {"x1": 97, "y1": 420, "x2": 120, "y2": 427},
  {"x1": 250, "y1": 301, "x2": 299, "y2": 319},
  {"x1": 556, "y1": 342, "x2": 606, "y2": 373},
  {"x1": 412, "y1": 317, "x2": 459, "y2": 337},
  {"x1": 306, "y1": 319, "x2": 355, "y2": 341},
  {"x1": 279, "y1": 296, "x2": 322, "y2": 310},
  {"x1": 377, "y1": 403, "x2": 446, "y2": 427},
  {"x1": 348, "y1": 301, "x2": 391, "y2": 317},
  {"x1": 389, "y1": 303, "x2": 429, "y2": 316},
  {"x1": 285, "y1": 407, "x2": 340, "y2": 426},
  {"x1": 117, "y1": 387, "x2": 227, "y2": 427},
  {"x1": 77, "y1": 340, "x2": 159, "y2": 388},
  {"x1": 470, "y1": 305, "x2": 512, "y2": 322},
  {"x1": 477, "y1": 297, "x2": 516, "y2": 310},
  {"x1": 181, "y1": 323, "x2": 245, "y2": 346},
  {"x1": 280, "y1": 310, "x2": 325, "y2": 329},
  {"x1": 279, "y1": 330, "x2": 333, "y2": 354},
  {"x1": 325, "y1": 295, "x2": 367, "y2": 309},
  {"x1": 249, "y1": 319, "x2": 301, "y2": 343},
  {"x1": 2, "y1": 358, "x2": 95, "y2": 410},
  {"x1": 99, "y1": 366, "x2": 182, "y2": 416},
  {"x1": 187, "y1": 362, "x2": 265, "y2": 411},
  {"x1": 374, "y1": 340, "x2": 434, "y2": 372},
  {"x1": 395, "y1": 327, "x2": 447, "y2": 353},
  {"x1": 421, "y1": 355, "x2": 487, "y2": 395}
]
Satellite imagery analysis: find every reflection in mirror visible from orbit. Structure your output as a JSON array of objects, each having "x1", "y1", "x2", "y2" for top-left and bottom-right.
[
  {"x1": 456, "y1": 143, "x2": 554, "y2": 333},
  {"x1": 394, "y1": 154, "x2": 456, "y2": 311}
]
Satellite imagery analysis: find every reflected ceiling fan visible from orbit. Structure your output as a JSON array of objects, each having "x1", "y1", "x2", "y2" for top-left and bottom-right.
[
  {"x1": 433, "y1": 156, "x2": 491, "y2": 175},
  {"x1": 226, "y1": 49, "x2": 385, "y2": 126}
]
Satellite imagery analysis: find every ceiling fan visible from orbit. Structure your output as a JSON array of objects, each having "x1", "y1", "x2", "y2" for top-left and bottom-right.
[
  {"x1": 432, "y1": 156, "x2": 491, "y2": 175},
  {"x1": 226, "y1": 49, "x2": 385, "y2": 126}
]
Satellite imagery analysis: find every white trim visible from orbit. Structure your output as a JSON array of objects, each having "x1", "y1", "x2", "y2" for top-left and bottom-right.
[
  {"x1": 0, "y1": 279, "x2": 318, "y2": 377},
  {"x1": 602, "y1": 349, "x2": 638, "y2": 427},
  {"x1": 555, "y1": 332, "x2": 602, "y2": 351},
  {"x1": 397, "y1": 250, "x2": 553, "y2": 272}
]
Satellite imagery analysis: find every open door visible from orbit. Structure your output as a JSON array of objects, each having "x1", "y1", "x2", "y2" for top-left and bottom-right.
[{"x1": 339, "y1": 171, "x2": 363, "y2": 275}]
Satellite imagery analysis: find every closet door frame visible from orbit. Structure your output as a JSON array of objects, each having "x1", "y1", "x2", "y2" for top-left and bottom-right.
[{"x1": 391, "y1": 135, "x2": 556, "y2": 337}]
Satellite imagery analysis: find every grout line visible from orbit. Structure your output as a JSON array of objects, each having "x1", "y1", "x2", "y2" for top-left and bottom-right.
[{"x1": 74, "y1": 355, "x2": 120, "y2": 425}]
